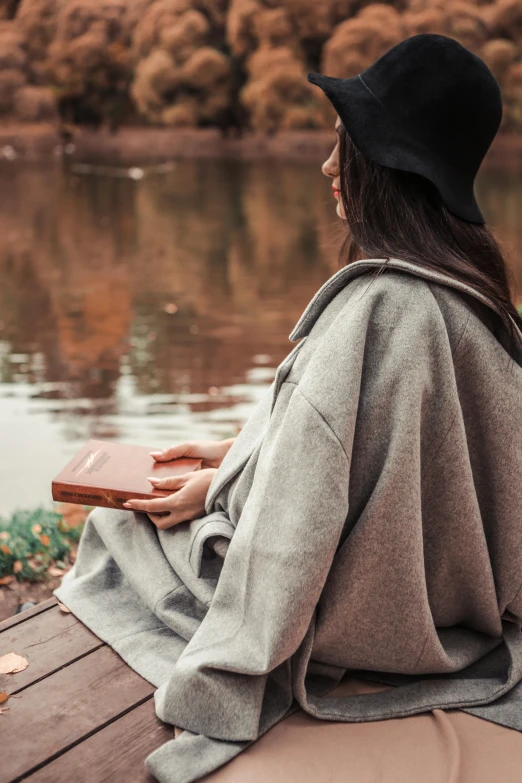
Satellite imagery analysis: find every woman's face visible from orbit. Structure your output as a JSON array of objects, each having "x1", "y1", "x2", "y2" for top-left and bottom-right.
[{"x1": 322, "y1": 116, "x2": 346, "y2": 219}]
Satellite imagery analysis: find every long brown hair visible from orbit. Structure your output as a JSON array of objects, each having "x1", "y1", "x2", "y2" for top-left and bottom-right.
[{"x1": 338, "y1": 128, "x2": 522, "y2": 355}]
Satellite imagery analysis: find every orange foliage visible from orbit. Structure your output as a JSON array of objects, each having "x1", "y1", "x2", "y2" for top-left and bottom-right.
[
  {"x1": 131, "y1": 0, "x2": 232, "y2": 126},
  {"x1": 46, "y1": 0, "x2": 133, "y2": 126},
  {"x1": 228, "y1": 0, "x2": 344, "y2": 132},
  {"x1": 14, "y1": 85, "x2": 58, "y2": 121},
  {"x1": 16, "y1": 0, "x2": 60, "y2": 83},
  {"x1": 481, "y1": 37, "x2": 517, "y2": 80},
  {"x1": 488, "y1": 0, "x2": 522, "y2": 44},
  {"x1": 0, "y1": 22, "x2": 26, "y2": 71},
  {"x1": 0, "y1": 0, "x2": 521, "y2": 131},
  {"x1": 403, "y1": 1, "x2": 488, "y2": 52},
  {"x1": 0, "y1": 20, "x2": 27, "y2": 114},
  {"x1": 241, "y1": 47, "x2": 326, "y2": 131},
  {"x1": 323, "y1": 5, "x2": 405, "y2": 78}
]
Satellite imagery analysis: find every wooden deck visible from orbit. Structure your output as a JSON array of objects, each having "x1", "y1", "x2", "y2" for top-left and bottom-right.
[
  {"x1": 5, "y1": 597, "x2": 518, "y2": 783},
  {"x1": 0, "y1": 598, "x2": 172, "y2": 783}
]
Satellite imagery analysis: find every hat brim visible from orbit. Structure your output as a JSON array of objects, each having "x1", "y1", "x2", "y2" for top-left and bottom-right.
[{"x1": 308, "y1": 72, "x2": 484, "y2": 224}]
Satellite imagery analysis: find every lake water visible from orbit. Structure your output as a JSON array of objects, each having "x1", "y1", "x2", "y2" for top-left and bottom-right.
[{"x1": 1, "y1": 157, "x2": 521, "y2": 518}]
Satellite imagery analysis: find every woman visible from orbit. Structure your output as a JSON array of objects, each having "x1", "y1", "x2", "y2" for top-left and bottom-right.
[{"x1": 56, "y1": 34, "x2": 522, "y2": 783}]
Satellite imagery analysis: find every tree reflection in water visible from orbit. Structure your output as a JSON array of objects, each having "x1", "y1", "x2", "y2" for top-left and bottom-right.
[{"x1": 0, "y1": 158, "x2": 520, "y2": 514}]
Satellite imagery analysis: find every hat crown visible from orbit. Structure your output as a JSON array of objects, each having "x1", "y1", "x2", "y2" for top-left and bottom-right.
[{"x1": 359, "y1": 34, "x2": 502, "y2": 175}]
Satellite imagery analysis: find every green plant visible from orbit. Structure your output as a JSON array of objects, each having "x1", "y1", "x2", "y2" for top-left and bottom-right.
[{"x1": 0, "y1": 505, "x2": 90, "y2": 582}]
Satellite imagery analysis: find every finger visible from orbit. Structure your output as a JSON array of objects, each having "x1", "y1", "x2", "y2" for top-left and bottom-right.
[
  {"x1": 147, "y1": 474, "x2": 190, "y2": 490},
  {"x1": 123, "y1": 496, "x2": 176, "y2": 513},
  {"x1": 150, "y1": 442, "x2": 198, "y2": 461}
]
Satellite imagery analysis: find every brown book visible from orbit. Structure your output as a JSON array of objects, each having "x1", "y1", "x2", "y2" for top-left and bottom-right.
[{"x1": 52, "y1": 439, "x2": 202, "y2": 511}]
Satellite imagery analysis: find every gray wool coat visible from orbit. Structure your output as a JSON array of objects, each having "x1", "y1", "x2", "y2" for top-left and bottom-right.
[{"x1": 55, "y1": 257, "x2": 522, "y2": 783}]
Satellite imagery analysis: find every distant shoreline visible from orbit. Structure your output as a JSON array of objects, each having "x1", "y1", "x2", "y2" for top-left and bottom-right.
[{"x1": 2, "y1": 123, "x2": 522, "y2": 167}]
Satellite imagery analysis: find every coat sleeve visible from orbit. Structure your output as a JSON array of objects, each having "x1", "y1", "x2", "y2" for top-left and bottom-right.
[{"x1": 154, "y1": 381, "x2": 351, "y2": 740}]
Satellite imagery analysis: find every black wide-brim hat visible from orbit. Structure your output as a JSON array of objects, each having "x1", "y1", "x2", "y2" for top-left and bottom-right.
[{"x1": 308, "y1": 34, "x2": 503, "y2": 224}]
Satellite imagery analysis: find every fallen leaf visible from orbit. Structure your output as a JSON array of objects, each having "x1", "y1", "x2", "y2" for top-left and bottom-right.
[
  {"x1": 0, "y1": 531, "x2": 9, "y2": 540},
  {"x1": 0, "y1": 575, "x2": 15, "y2": 586},
  {"x1": 0, "y1": 544, "x2": 11, "y2": 555},
  {"x1": 0, "y1": 653, "x2": 29, "y2": 674},
  {"x1": 0, "y1": 692, "x2": 8, "y2": 704},
  {"x1": 31, "y1": 524, "x2": 42, "y2": 534},
  {"x1": 40, "y1": 535, "x2": 50, "y2": 547},
  {"x1": 27, "y1": 557, "x2": 40, "y2": 571},
  {"x1": 0, "y1": 707, "x2": 10, "y2": 715},
  {"x1": 13, "y1": 561, "x2": 22, "y2": 574},
  {"x1": 48, "y1": 566, "x2": 65, "y2": 577},
  {"x1": 57, "y1": 601, "x2": 71, "y2": 613}
]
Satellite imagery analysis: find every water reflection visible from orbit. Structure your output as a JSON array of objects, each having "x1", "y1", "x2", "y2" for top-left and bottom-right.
[{"x1": 0, "y1": 158, "x2": 520, "y2": 516}]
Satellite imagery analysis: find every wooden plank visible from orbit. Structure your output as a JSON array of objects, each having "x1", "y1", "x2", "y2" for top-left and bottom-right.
[
  {"x1": 27, "y1": 699, "x2": 172, "y2": 783},
  {"x1": 0, "y1": 604, "x2": 104, "y2": 694},
  {"x1": 0, "y1": 598, "x2": 57, "y2": 632},
  {"x1": 1, "y1": 645, "x2": 155, "y2": 783}
]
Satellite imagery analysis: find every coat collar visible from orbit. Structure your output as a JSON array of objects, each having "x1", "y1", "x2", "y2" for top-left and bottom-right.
[{"x1": 289, "y1": 257, "x2": 521, "y2": 342}]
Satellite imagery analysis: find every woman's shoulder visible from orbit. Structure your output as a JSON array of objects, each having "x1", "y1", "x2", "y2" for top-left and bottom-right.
[
  {"x1": 343, "y1": 266, "x2": 472, "y2": 315},
  {"x1": 291, "y1": 266, "x2": 521, "y2": 436},
  {"x1": 325, "y1": 267, "x2": 455, "y2": 338},
  {"x1": 335, "y1": 267, "x2": 522, "y2": 373},
  {"x1": 301, "y1": 264, "x2": 520, "y2": 378},
  {"x1": 338, "y1": 266, "x2": 495, "y2": 338}
]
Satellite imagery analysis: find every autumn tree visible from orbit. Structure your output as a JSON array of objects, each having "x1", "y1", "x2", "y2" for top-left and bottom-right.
[
  {"x1": 0, "y1": 0, "x2": 521, "y2": 132},
  {"x1": 130, "y1": 0, "x2": 234, "y2": 128}
]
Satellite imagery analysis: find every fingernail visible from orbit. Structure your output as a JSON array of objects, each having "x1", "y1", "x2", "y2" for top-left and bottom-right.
[
  {"x1": 147, "y1": 477, "x2": 160, "y2": 483},
  {"x1": 149, "y1": 451, "x2": 163, "y2": 457},
  {"x1": 123, "y1": 502, "x2": 131, "y2": 508}
]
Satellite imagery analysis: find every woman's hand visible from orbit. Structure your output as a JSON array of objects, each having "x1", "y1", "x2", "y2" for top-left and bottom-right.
[
  {"x1": 122, "y1": 438, "x2": 236, "y2": 529},
  {"x1": 123, "y1": 468, "x2": 218, "y2": 530},
  {"x1": 148, "y1": 438, "x2": 236, "y2": 469}
]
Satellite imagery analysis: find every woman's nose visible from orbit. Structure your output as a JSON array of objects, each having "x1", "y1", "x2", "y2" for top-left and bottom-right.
[
  {"x1": 322, "y1": 148, "x2": 339, "y2": 179},
  {"x1": 322, "y1": 159, "x2": 333, "y2": 178}
]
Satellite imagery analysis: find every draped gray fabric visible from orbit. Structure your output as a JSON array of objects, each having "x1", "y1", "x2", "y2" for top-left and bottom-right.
[{"x1": 55, "y1": 258, "x2": 522, "y2": 783}]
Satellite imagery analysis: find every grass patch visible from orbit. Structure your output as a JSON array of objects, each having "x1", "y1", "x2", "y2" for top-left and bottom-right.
[{"x1": 0, "y1": 504, "x2": 91, "y2": 583}]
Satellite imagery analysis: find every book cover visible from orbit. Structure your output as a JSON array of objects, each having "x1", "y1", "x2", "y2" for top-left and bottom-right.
[{"x1": 52, "y1": 439, "x2": 202, "y2": 511}]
